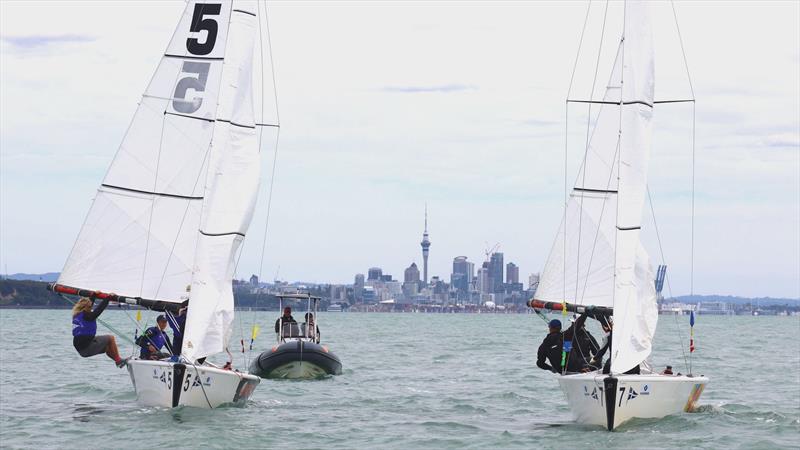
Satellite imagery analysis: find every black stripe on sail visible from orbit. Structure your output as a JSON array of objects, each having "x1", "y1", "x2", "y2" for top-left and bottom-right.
[
  {"x1": 164, "y1": 111, "x2": 215, "y2": 123},
  {"x1": 101, "y1": 184, "x2": 203, "y2": 200},
  {"x1": 616, "y1": 226, "x2": 641, "y2": 231},
  {"x1": 164, "y1": 54, "x2": 224, "y2": 61},
  {"x1": 654, "y1": 99, "x2": 695, "y2": 104},
  {"x1": 232, "y1": 9, "x2": 256, "y2": 16},
  {"x1": 200, "y1": 231, "x2": 246, "y2": 238},
  {"x1": 164, "y1": 114, "x2": 280, "y2": 129},
  {"x1": 217, "y1": 119, "x2": 256, "y2": 129},
  {"x1": 567, "y1": 99, "x2": 654, "y2": 108},
  {"x1": 574, "y1": 188, "x2": 618, "y2": 194}
]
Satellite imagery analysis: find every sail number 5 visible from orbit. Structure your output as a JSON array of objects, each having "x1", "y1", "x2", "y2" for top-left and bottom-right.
[
  {"x1": 187, "y1": 3, "x2": 221, "y2": 56},
  {"x1": 172, "y1": 3, "x2": 221, "y2": 114}
]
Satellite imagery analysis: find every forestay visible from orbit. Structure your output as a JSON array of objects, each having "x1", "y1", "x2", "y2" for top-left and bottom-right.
[{"x1": 534, "y1": 1, "x2": 658, "y2": 373}]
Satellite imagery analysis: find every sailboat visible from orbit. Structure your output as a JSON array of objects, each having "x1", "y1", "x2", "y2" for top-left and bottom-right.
[
  {"x1": 529, "y1": 1, "x2": 708, "y2": 430},
  {"x1": 48, "y1": 0, "x2": 278, "y2": 408}
]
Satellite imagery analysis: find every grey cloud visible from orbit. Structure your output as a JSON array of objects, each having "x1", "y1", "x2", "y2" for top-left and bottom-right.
[
  {"x1": 1, "y1": 34, "x2": 95, "y2": 49},
  {"x1": 380, "y1": 84, "x2": 477, "y2": 93},
  {"x1": 761, "y1": 133, "x2": 800, "y2": 148}
]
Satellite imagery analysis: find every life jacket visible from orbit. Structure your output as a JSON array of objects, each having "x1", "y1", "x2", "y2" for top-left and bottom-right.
[
  {"x1": 137, "y1": 326, "x2": 166, "y2": 351},
  {"x1": 72, "y1": 312, "x2": 96, "y2": 337}
]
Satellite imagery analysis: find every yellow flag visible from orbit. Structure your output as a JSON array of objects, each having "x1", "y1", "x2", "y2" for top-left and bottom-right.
[
  {"x1": 251, "y1": 325, "x2": 260, "y2": 340},
  {"x1": 136, "y1": 310, "x2": 142, "y2": 322}
]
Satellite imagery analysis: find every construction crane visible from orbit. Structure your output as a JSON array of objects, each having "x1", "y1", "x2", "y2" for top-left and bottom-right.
[{"x1": 484, "y1": 242, "x2": 500, "y2": 262}]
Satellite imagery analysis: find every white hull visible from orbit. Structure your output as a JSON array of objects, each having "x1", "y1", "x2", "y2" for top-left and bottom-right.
[
  {"x1": 558, "y1": 372, "x2": 708, "y2": 430},
  {"x1": 127, "y1": 359, "x2": 260, "y2": 408}
]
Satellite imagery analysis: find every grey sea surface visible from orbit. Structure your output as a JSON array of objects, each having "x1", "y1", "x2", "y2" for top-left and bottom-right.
[{"x1": 1, "y1": 310, "x2": 798, "y2": 449}]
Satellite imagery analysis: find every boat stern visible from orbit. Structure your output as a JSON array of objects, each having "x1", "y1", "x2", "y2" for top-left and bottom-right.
[{"x1": 558, "y1": 372, "x2": 709, "y2": 430}]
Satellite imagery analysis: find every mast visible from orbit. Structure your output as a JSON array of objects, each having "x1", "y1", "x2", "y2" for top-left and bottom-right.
[
  {"x1": 533, "y1": 1, "x2": 658, "y2": 374},
  {"x1": 182, "y1": 0, "x2": 266, "y2": 362}
]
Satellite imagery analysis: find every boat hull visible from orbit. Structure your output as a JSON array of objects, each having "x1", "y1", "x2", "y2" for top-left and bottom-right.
[
  {"x1": 557, "y1": 372, "x2": 708, "y2": 430},
  {"x1": 250, "y1": 341, "x2": 342, "y2": 379},
  {"x1": 127, "y1": 359, "x2": 260, "y2": 408}
]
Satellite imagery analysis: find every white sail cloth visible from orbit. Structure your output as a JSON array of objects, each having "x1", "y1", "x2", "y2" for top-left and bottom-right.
[
  {"x1": 535, "y1": 1, "x2": 658, "y2": 373},
  {"x1": 58, "y1": 1, "x2": 232, "y2": 303},
  {"x1": 59, "y1": 0, "x2": 269, "y2": 362},
  {"x1": 183, "y1": 2, "x2": 262, "y2": 361}
]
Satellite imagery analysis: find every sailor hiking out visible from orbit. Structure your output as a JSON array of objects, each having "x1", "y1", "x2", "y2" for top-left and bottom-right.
[{"x1": 71, "y1": 297, "x2": 127, "y2": 368}]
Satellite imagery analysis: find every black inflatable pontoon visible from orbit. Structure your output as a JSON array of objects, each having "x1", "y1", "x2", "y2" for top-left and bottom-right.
[{"x1": 250, "y1": 340, "x2": 342, "y2": 379}]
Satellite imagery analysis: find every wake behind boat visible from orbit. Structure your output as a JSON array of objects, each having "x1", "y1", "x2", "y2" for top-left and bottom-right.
[
  {"x1": 250, "y1": 293, "x2": 343, "y2": 379},
  {"x1": 528, "y1": 1, "x2": 708, "y2": 430},
  {"x1": 48, "y1": 0, "x2": 280, "y2": 408}
]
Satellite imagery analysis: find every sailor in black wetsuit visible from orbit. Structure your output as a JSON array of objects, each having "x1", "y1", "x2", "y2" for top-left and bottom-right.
[
  {"x1": 536, "y1": 314, "x2": 593, "y2": 373},
  {"x1": 71, "y1": 297, "x2": 127, "y2": 368},
  {"x1": 588, "y1": 316, "x2": 640, "y2": 375}
]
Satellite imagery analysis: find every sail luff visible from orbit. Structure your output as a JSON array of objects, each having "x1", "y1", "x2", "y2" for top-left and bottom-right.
[
  {"x1": 182, "y1": 1, "x2": 263, "y2": 361},
  {"x1": 609, "y1": 1, "x2": 658, "y2": 374}
]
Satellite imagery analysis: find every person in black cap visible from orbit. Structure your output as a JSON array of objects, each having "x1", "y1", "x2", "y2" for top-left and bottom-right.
[
  {"x1": 136, "y1": 315, "x2": 173, "y2": 360},
  {"x1": 536, "y1": 314, "x2": 592, "y2": 373}
]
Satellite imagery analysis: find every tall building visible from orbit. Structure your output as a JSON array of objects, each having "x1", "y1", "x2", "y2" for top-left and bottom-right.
[
  {"x1": 489, "y1": 252, "x2": 504, "y2": 293},
  {"x1": 451, "y1": 256, "x2": 474, "y2": 293},
  {"x1": 367, "y1": 267, "x2": 383, "y2": 281},
  {"x1": 420, "y1": 205, "x2": 431, "y2": 285},
  {"x1": 354, "y1": 273, "x2": 365, "y2": 302},
  {"x1": 404, "y1": 262, "x2": 420, "y2": 284},
  {"x1": 506, "y1": 262, "x2": 519, "y2": 284},
  {"x1": 477, "y1": 266, "x2": 490, "y2": 294}
]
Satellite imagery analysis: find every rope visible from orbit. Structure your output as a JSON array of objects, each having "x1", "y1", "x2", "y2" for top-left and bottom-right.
[
  {"x1": 574, "y1": 0, "x2": 611, "y2": 307},
  {"x1": 248, "y1": 0, "x2": 283, "y2": 363},
  {"x1": 646, "y1": 187, "x2": 690, "y2": 373}
]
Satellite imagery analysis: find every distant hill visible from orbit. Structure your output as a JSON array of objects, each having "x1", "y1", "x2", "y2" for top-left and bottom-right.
[
  {"x1": 5, "y1": 272, "x2": 59, "y2": 282},
  {"x1": 0, "y1": 279, "x2": 65, "y2": 307},
  {"x1": 669, "y1": 295, "x2": 799, "y2": 306}
]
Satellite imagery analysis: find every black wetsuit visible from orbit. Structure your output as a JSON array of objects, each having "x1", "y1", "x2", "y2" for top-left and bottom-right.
[
  {"x1": 72, "y1": 298, "x2": 110, "y2": 351},
  {"x1": 537, "y1": 314, "x2": 593, "y2": 373}
]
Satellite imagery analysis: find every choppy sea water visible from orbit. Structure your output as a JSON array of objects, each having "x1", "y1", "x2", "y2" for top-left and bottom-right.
[{"x1": 1, "y1": 310, "x2": 798, "y2": 449}]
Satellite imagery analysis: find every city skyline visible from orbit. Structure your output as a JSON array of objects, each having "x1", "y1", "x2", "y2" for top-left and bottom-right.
[{"x1": 0, "y1": 2, "x2": 798, "y2": 298}]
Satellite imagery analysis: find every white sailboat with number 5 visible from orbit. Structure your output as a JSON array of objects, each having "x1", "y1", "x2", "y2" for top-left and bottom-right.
[{"x1": 50, "y1": 0, "x2": 279, "y2": 408}]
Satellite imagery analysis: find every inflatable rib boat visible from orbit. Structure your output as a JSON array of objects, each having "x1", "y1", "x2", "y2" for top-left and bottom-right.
[{"x1": 250, "y1": 293, "x2": 343, "y2": 379}]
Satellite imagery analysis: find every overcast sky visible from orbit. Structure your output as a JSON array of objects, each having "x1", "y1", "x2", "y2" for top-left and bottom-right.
[{"x1": 1, "y1": 1, "x2": 798, "y2": 298}]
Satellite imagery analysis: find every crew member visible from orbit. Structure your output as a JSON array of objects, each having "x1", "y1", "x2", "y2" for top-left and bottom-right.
[
  {"x1": 274, "y1": 306, "x2": 296, "y2": 334},
  {"x1": 536, "y1": 314, "x2": 592, "y2": 373},
  {"x1": 302, "y1": 312, "x2": 320, "y2": 343},
  {"x1": 168, "y1": 306, "x2": 187, "y2": 357},
  {"x1": 72, "y1": 296, "x2": 127, "y2": 368},
  {"x1": 137, "y1": 315, "x2": 173, "y2": 360},
  {"x1": 588, "y1": 316, "x2": 640, "y2": 374}
]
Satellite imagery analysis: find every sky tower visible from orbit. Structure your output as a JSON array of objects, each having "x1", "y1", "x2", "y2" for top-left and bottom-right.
[{"x1": 420, "y1": 205, "x2": 431, "y2": 285}]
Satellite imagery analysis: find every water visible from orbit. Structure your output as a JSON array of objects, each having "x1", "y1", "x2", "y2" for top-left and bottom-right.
[{"x1": 1, "y1": 310, "x2": 798, "y2": 449}]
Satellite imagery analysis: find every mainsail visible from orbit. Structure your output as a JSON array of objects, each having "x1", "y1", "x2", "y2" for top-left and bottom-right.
[
  {"x1": 58, "y1": 0, "x2": 274, "y2": 362},
  {"x1": 534, "y1": 1, "x2": 658, "y2": 373}
]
